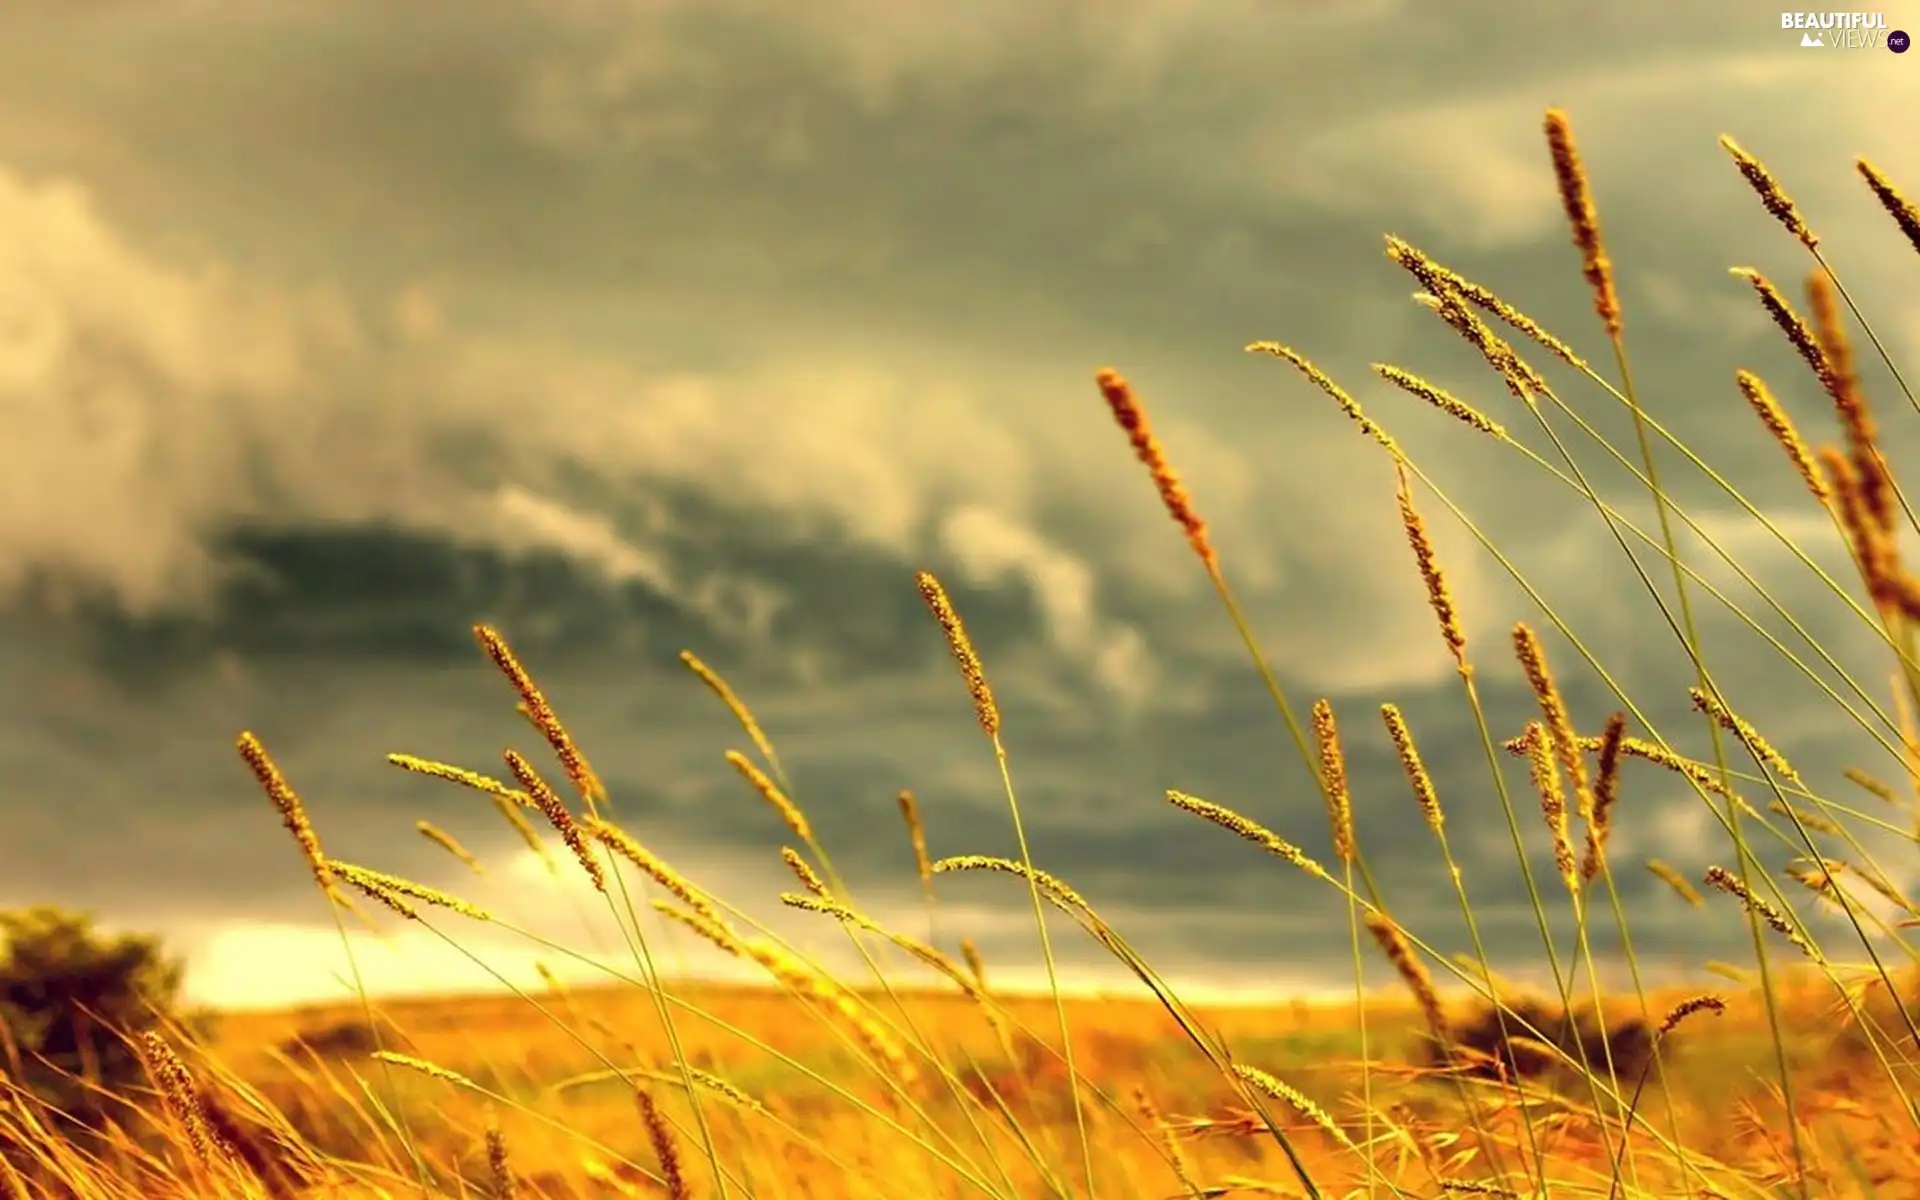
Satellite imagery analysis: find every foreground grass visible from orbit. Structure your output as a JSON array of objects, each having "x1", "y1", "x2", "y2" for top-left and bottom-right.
[{"x1": 9, "y1": 109, "x2": 1920, "y2": 1197}]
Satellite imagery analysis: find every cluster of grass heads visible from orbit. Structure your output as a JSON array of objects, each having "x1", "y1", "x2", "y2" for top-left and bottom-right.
[{"x1": 9, "y1": 108, "x2": 1920, "y2": 1197}]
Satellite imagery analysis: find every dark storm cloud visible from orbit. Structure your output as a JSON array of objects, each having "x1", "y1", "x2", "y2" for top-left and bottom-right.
[{"x1": 0, "y1": 0, "x2": 1917, "y2": 1004}]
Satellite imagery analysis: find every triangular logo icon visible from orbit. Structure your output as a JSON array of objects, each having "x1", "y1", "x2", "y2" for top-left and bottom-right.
[{"x1": 1800, "y1": 30, "x2": 1824, "y2": 45}]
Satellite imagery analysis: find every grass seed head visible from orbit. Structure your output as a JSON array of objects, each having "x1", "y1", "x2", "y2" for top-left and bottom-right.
[
  {"x1": 1095, "y1": 367, "x2": 1219, "y2": 572},
  {"x1": 726, "y1": 750, "x2": 812, "y2": 843},
  {"x1": 1582, "y1": 710, "x2": 1628, "y2": 883},
  {"x1": 237, "y1": 732, "x2": 334, "y2": 893},
  {"x1": 1396, "y1": 463, "x2": 1468, "y2": 667},
  {"x1": 1730, "y1": 268, "x2": 1837, "y2": 401},
  {"x1": 1372, "y1": 364, "x2": 1506, "y2": 439},
  {"x1": 505, "y1": 750, "x2": 606, "y2": 893},
  {"x1": 1310, "y1": 699, "x2": 1356, "y2": 864},
  {"x1": 1734, "y1": 370, "x2": 1829, "y2": 503},
  {"x1": 1365, "y1": 912, "x2": 1450, "y2": 1046},
  {"x1": 1544, "y1": 108, "x2": 1621, "y2": 337},
  {"x1": 1857, "y1": 156, "x2": 1920, "y2": 258},
  {"x1": 1512, "y1": 623, "x2": 1594, "y2": 823},
  {"x1": 1647, "y1": 858, "x2": 1703, "y2": 907},
  {"x1": 914, "y1": 570, "x2": 1001, "y2": 738},
  {"x1": 473, "y1": 625, "x2": 606, "y2": 807},
  {"x1": 1246, "y1": 341, "x2": 1399, "y2": 453},
  {"x1": 1381, "y1": 703, "x2": 1443, "y2": 833},
  {"x1": 1720, "y1": 134, "x2": 1819, "y2": 250}
]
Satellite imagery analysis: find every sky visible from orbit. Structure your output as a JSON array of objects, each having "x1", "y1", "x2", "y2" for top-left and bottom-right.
[{"x1": 3, "y1": 0, "x2": 1920, "y2": 1010}]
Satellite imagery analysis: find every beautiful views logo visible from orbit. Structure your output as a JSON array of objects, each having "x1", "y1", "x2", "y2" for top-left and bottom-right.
[{"x1": 1781, "y1": 11, "x2": 1895, "y2": 47}]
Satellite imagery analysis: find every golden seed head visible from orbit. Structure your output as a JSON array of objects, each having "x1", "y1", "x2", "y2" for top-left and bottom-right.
[
  {"x1": 1856, "y1": 157, "x2": 1920, "y2": 258},
  {"x1": 237, "y1": 731, "x2": 333, "y2": 892},
  {"x1": 726, "y1": 750, "x2": 812, "y2": 843},
  {"x1": 1511, "y1": 623, "x2": 1593, "y2": 823},
  {"x1": 1521, "y1": 720, "x2": 1577, "y2": 893},
  {"x1": 331, "y1": 860, "x2": 493, "y2": 921},
  {"x1": 960, "y1": 937, "x2": 989, "y2": 992},
  {"x1": 1310, "y1": 699, "x2": 1356, "y2": 864},
  {"x1": 1807, "y1": 269, "x2": 1892, "y2": 533},
  {"x1": 1364, "y1": 912, "x2": 1449, "y2": 1045},
  {"x1": 897, "y1": 789, "x2": 932, "y2": 890},
  {"x1": 473, "y1": 625, "x2": 606, "y2": 807},
  {"x1": 1543, "y1": 108, "x2": 1621, "y2": 337},
  {"x1": 1688, "y1": 687, "x2": 1801, "y2": 785},
  {"x1": 1581, "y1": 711, "x2": 1628, "y2": 884},
  {"x1": 653, "y1": 900, "x2": 743, "y2": 956},
  {"x1": 913, "y1": 570, "x2": 1001, "y2": 738},
  {"x1": 587, "y1": 817, "x2": 720, "y2": 926},
  {"x1": 1734, "y1": 370, "x2": 1829, "y2": 503},
  {"x1": 1703, "y1": 864, "x2": 1814, "y2": 956},
  {"x1": 1246, "y1": 341, "x2": 1399, "y2": 453},
  {"x1": 1372, "y1": 363, "x2": 1506, "y2": 439},
  {"x1": 1229, "y1": 1065, "x2": 1353, "y2": 1149},
  {"x1": 373, "y1": 1051, "x2": 479, "y2": 1089},
  {"x1": 1843, "y1": 766, "x2": 1899, "y2": 805},
  {"x1": 1419, "y1": 280, "x2": 1548, "y2": 402},
  {"x1": 679, "y1": 649, "x2": 777, "y2": 765},
  {"x1": 931, "y1": 855, "x2": 1095, "y2": 918},
  {"x1": 1381, "y1": 703, "x2": 1442, "y2": 833},
  {"x1": 1384, "y1": 235, "x2": 1587, "y2": 371},
  {"x1": 505, "y1": 750, "x2": 606, "y2": 893},
  {"x1": 1165, "y1": 790, "x2": 1329, "y2": 880},
  {"x1": 1646, "y1": 858, "x2": 1703, "y2": 907},
  {"x1": 1657, "y1": 994, "x2": 1726, "y2": 1038},
  {"x1": 781, "y1": 846, "x2": 829, "y2": 898},
  {"x1": 1095, "y1": 367, "x2": 1219, "y2": 572},
  {"x1": 416, "y1": 820, "x2": 483, "y2": 875},
  {"x1": 634, "y1": 1088, "x2": 688, "y2": 1200},
  {"x1": 1396, "y1": 463, "x2": 1467, "y2": 667}
]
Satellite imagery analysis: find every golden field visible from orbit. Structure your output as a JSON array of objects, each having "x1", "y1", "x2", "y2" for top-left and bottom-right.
[{"x1": 9, "y1": 109, "x2": 1920, "y2": 1199}]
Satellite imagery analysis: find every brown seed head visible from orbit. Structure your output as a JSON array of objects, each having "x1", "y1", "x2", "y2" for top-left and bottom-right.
[
  {"x1": 1720, "y1": 135, "x2": 1818, "y2": 250},
  {"x1": 1543, "y1": 109, "x2": 1621, "y2": 337},
  {"x1": 634, "y1": 1088, "x2": 688, "y2": 1200},
  {"x1": 1646, "y1": 859, "x2": 1703, "y2": 907},
  {"x1": 1703, "y1": 864, "x2": 1813, "y2": 956},
  {"x1": 237, "y1": 732, "x2": 334, "y2": 892},
  {"x1": 1365, "y1": 912, "x2": 1450, "y2": 1045},
  {"x1": 1522, "y1": 720, "x2": 1578, "y2": 893},
  {"x1": 1581, "y1": 711, "x2": 1628, "y2": 883},
  {"x1": 679, "y1": 649, "x2": 777, "y2": 765},
  {"x1": 1807, "y1": 270, "x2": 1892, "y2": 532},
  {"x1": 1657, "y1": 994, "x2": 1726, "y2": 1038},
  {"x1": 505, "y1": 750, "x2": 606, "y2": 893},
  {"x1": 1730, "y1": 268, "x2": 1837, "y2": 399},
  {"x1": 587, "y1": 817, "x2": 718, "y2": 925},
  {"x1": 897, "y1": 789, "x2": 932, "y2": 892},
  {"x1": 782, "y1": 846, "x2": 829, "y2": 898},
  {"x1": 1688, "y1": 687, "x2": 1801, "y2": 785},
  {"x1": 1734, "y1": 370, "x2": 1828, "y2": 503},
  {"x1": 1167, "y1": 789, "x2": 1330, "y2": 881},
  {"x1": 914, "y1": 570, "x2": 1001, "y2": 738},
  {"x1": 727, "y1": 750, "x2": 812, "y2": 842},
  {"x1": 417, "y1": 820, "x2": 483, "y2": 875},
  {"x1": 1095, "y1": 367, "x2": 1218, "y2": 571},
  {"x1": 1384, "y1": 235, "x2": 1588, "y2": 371},
  {"x1": 1857, "y1": 157, "x2": 1920, "y2": 258},
  {"x1": 473, "y1": 625, "x2": 605, "y2": 807},
  {"x1": 1512, "y1": 623, "x2": 1593, "y2": 822}
]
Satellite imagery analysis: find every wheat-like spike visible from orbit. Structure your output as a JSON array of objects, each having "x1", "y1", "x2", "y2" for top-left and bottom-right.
[
  {"x1": 1687, "y1": 687, "x2": 1802, "y2": 785},
  {"x1": 781, "y1": 846, "x2": 830, "y2": 899},
  {"x1": 1807, "y1": 269, "x2": 1893, "y2": 533},
  {"x1": 1381, "y1": 703, "x2": 1443, "y2": 833},
  {"x1": 1729, "y1": 268, "x2": 1837, "y2": 400},
  {"x1": 1785, "y1": 857, "x2": 1845, "y2": 909},
  {"x1": 1371, "y1": 364, "x2": 1506, "y2": 439},
  {"x1": 1768, "y1": 802, "x2": 1840, "y2": 838},
  {"x1": 1246, "y1": 341, "x2": 1399, "y2": 452},
  {"x1": 1132, "y1": 1085, "x2": 1202, "y2": 1194},
  {"x1": 931, "y1": 855, "x2": 1095, "y2": 916},
  {"x1": 1543, "y1": 108, "x2": 1621, "y2": 337},
  {"x1": 1229, "y1": 1065, "x2": 1354, "y2": 1149},
  {"x1": 1646, "y1": 859, "x2": 1703, "y2": 907},
  {"x1": 679, "y1": 649, "x2": 777, "y2": 766},
  {"x1": 634, "y1": 1088, "x2": 689, "y2": 1200},
  {"x1": 137, "y1": 1033, "x2": 224, "y2": 1170},
  {"x1": 1310, "y1": 699, "x2": 1356, "y2": 864},
  {"x1": 726, "y1": 750, "x2": 812, "y2": 842},
  {"x1": 490, "y1": 793, "x2": 553, "y2": 872},
  {"x1": 505, "y1": 750, "x2": 606, "y2": 893},
  {"x1": 960, "y1": 938, "x2": 988, "y2": 993},
  {"x1": 779, "y1": 893, "x2": 991, "y2": 1012},
  {"x1": 1395, "y1": 462, "x2": 1468, "y2": 668},
  {"x1": 1513, "y1": 623, "x2": 1594, "y2": 823},
  {"x1": 1414, "y1": 282, "x2": 1548, "y2": 401},
  {"x1": 1384, "y1": 235, "x2": 1587, "y2": 372},
  {"x1": 416, "y1": 821, "x2": 483, "y2": 875},
  {"x1": 654, "y1": 900, "x2": 744, "y2": 956},
  {"x1": 1720, "y1": 135, "x2": 1818, "y2": 251},
  {"x1": 734, "y1": 935, "x2": 922, "y2": 1092},
  {"x1": 1521, "y1": 721, "x2": 1578, "y2": 894},
  {"x1": 1365, "y1": 913, "x2": 1450, "y2": 1044},
  {"x1": 1824, "y1": 444, "x2": 1900, "y2": 611},
  {"x1": 336, "y1": 871, "x2": 420, "y2": 919},
  {"x1": 1582, "y1": 711, "x2": 1628, "y2": 884},
  {"x1": 1164, "y1": 790, "x2": 1330, "y2": 880},
  {"x1": 897, "y1": 789, "x2": 933, "y2": 893},
  {"x1": 473, "y1": 625, "x2": 606, "y2": 806},
  {"x1": 1734, "y1": 370, "x2": 1829, "y2": 503},
  {"x1": 386, "y1": 754, "x2": 532, "y2": 808},
  {"x1": 373, "y1": 1051, "x2": 479, "y2": 1089},
  {"x1": 1094, "y1": 367, "x2": 1219, "y2": 572},
  {"x1": 914, "y1": 571, "x2": 1001, "y2": 738},
  {"x1": 329, "y1": 861, "x2": 493, "y2": 921},
  {"x1": 236, "y1": 732, "x2": 334, "y2": 893},
  {"x1": 1857, "y1": 157, "x2": 1920, "y2": 258},
  {"x1": 677, "y1": 1067, "x2": 771, "y2": 1119},
  {"x1": 1704, "y1": 865, "x2": 1814, "y2": 956},
  {"x1": 584, "y1": 817, "x2": 721, "y2": 927},
  {"x1": 1843, "y1": 766, "x2": 1900, "y2": 805},
  {"x1": 485, "y1": 1113, "x2": 515, "y2": 1200},
  {"x1": 1657, "y1": 995, "x2": 1726, "y2": 1038}
]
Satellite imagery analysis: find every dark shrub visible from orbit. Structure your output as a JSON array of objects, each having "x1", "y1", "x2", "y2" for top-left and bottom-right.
[{"x1": 1431, "y1": 995, "x2": 1654, "y2": 1086}]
